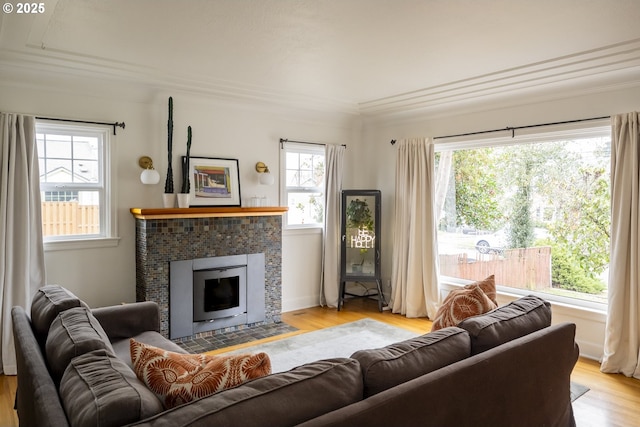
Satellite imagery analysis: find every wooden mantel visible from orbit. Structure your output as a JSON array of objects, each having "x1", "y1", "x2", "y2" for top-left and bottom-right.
[{"x1": 130, "y1": 206, "x2": 288, "y2": 220}]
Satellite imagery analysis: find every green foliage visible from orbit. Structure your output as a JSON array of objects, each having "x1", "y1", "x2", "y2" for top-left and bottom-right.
[
  {"x1": 502, "y1": 144, "x2": 562, "y2": 249},
  {"x1": 549, "y1": 166, "x2": 610, "y2": 278},
  {"x1": 440, "y1": 137, "x2": 610, "y2": 297},
  {"x1": 346, "y1": 198, "x2": 373, "y2": 230},
  {"x1": 452, "y1": 149, "x2": 504, "y2": 231},
  {"x1": 507, "y1": 158, "x2": 535, "y2": 249},
  {"x1": 294, "y1": 196, "x2": 324, "y2": 224},
  {"x1": 508, "y1": 183, "x2": 535, "y2": 248},
  {"x1": 545, "y1": 240, "x2": 605, "y2": 294},
  {"x1": 310, "y1": 195, "x2": 324, "y2": 224}
]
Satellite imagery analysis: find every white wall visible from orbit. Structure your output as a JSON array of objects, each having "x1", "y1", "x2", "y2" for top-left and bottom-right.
[
  {"x1": 3, "y1": 71, "x2": 640, "y2": 359},
  {"x1": 361, "y1": 86, "x2": 640, "y2": 359},
  {"x1": 0, "y1": 79, "x2": 359, "y2": 309}
]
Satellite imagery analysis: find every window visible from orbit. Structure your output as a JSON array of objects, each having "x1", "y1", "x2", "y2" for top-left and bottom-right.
[
  {"x1": 435, "y1": 123, "x2": 610, "y2": 307},
  {"x1": 37, "y1": 121, "x2": 117, "y2": 248},
  {"x1": 43, "y1": 190, "x2": 79, "y2": 202},
  {"x1": 281, "y1": 142, "x2": 325, "y2": 228}
]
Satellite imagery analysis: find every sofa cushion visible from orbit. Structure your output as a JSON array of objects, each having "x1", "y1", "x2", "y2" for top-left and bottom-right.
[
  {"x1": 457, "y1": 294, "x2": 552, "y2": 355},
  {"x1": 466, "y1": 274, "x2": 497, "y2": 305},
  {"x1": 46, "y1": 306, "x2": 114, "y2": 383},
  {"x1": 31, "y1": 285, "x2": 83, "y2": 346},
  {"x1": 112, "y1": 330, "x2": 188, "y2": 368},
  {"x1": 431, "y1": 279, "x2": 497, "y2": 331},
  {"x1": 126, "y1": 358, "x2": 363, "y2": 427},
  {"x1": 60, "y1": 349, "x2": 164, "y2": 427},
  {"x1": 351, "y1": 326, "x2": 471, "y2": 397},
  {"x1": 130, "y1": 339, "x2": 272, "y2": 409}
]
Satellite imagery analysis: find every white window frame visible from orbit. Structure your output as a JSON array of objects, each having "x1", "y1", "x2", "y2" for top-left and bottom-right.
[
  {"x1": 37, "y1": 120, "x2": 119, "y2": 251},
  {"x1": 280, "y1": 141, "x2": 325, "y2": 230},
  {"x1": 434, "y1": 119, "x2": 611, "y2": 312}
]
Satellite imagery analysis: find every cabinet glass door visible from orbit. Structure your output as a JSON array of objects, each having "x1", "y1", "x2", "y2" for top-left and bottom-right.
[{"x1": 343, "y1": 192, "x2": 379, "y2": 279}]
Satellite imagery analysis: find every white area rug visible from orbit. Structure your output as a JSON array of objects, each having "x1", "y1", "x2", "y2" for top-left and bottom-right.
[
  {"x1": 218, "y1": 318, "x2": 589, "y2": 401},
  {"x1": 570, "y1": 381, "x2": 589, "y2": 402},
  {"x1": 220, "y1": 318, "x2": 420, "y2": 373}
]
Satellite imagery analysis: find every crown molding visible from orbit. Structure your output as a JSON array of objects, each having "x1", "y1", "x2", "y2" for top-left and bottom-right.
[
  {"x1": 366, "y1": 73, "x2": 640, "y2": 128},
  {"x1": 2, "y1": 36, "x2": 639, "y2": 121},
  {"x1": 0, "y1": 44, "x2": 361, "y2": 116},
  {"x1": 358, "y1": 38, "x2": 640, "y2": 117}
]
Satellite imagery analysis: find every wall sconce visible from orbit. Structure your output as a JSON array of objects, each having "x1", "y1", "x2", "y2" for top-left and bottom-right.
[
  {"x1": 255, "y1": 161, "x2": 275, "y2": 185},
  {"x1": 138, "y1": 156, "x2": 161, "y2": 185}
]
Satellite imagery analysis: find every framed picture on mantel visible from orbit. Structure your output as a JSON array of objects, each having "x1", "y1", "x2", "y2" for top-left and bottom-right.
[{"x1": 184, "y1": 156, "x2": 241, "y2": 207}]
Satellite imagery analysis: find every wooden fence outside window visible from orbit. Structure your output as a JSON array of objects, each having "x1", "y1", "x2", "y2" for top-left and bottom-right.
[
  {"x1": 439, "y1": 246, "x2": 552, "y2": 290},
  {"x1": 41, "y1": 201, "x2": 100, "y2": 236}
]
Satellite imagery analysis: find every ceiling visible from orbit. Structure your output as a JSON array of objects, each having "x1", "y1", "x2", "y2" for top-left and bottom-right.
[{"x1": 1, "y1": 0, "x2": 640, "y2": 116}]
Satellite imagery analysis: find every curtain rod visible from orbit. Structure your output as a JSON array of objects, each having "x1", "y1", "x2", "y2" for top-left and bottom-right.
[
  {"x1": 389, "y1": 115, "x2": 611, "y2": 145},
  {"x1": 36, "y1": 117, "x2": 126, "y2": 135},
  {"x1": 280, "y1": 138, "x2": 346, "y2": 148}
]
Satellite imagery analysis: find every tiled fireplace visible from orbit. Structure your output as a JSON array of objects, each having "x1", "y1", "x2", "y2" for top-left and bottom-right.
[{"x1": 130, "y1": 207, "x2": 287, "y2": 340}]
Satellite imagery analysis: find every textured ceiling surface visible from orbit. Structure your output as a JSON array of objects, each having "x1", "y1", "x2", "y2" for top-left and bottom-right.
[{"x1": 1, "y1": 0, "x2": 639, "y2": 115}]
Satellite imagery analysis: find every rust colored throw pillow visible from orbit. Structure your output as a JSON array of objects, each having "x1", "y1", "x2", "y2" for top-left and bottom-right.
[
  {"x1": 431, "y1": 282, "x2": 498, "y2": 331},
  {"x1": 465, "y1": 274, "x2": 497, "y2": 305},
  {"x1": 130, "y1": 339, "x2": 272, "y2": 409}
]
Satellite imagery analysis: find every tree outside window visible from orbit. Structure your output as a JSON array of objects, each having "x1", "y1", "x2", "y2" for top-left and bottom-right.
[
  {"x1": 436, "y1": 132, "x2": 610, "y2": 304},
  {"x1": 282, "y1": 143, "x2": 325, "y2": 227}
]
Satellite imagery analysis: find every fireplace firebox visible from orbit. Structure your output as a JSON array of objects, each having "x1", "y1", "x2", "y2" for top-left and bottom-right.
[
  {"x1": 170, "y1": 253, "x2": 265, "y2": 339},
  {"x1": 193, "y1": 266, "x2": 247, "y2": 322}
]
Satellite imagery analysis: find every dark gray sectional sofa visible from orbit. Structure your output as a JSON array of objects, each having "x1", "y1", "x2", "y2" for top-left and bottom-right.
[{"x1": 12, "y1": 285, "x2": 579, "y2": 427}]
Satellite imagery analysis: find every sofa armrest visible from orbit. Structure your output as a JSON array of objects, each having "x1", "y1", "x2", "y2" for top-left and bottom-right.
[
  {"x1": 12, "y1": 306, "x2": 71, "y2": 427},
  {"x1": 92, "y1": 301, "x2": 160, "y2": 340}
]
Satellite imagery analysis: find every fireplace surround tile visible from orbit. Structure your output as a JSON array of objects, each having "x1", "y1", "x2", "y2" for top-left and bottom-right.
[{"x1": 134, "y1": 213, "x2": 283, "y2": 339}]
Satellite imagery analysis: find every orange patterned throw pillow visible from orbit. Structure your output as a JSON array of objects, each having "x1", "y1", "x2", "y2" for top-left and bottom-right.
[
  {"x1": 464, "y1": 274, "x2": 497, "y2": 305},
  {"x1": 130, "y1": 339, "x2": 271, "y2": 409},
  {"x1": 431, "y1": 276, "x2": 498, "y2": 331}
]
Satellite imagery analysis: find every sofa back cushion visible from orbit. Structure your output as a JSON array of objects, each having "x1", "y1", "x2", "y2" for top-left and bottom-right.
[
  {"x1": 126, "y1": 358, "x2": 363, "y2": 427},
  {"x1": 350, "y1": 327, "x2": 471, "y2": 397},
  {"x1": 31, "y1": 285, "x2": 83, "y2": 346},
  {"x1": 296, "y1": 323, "x2": 578, "y2": 427},
  {"x1": 46, "y1": 306, "x2": 115, "y2": 383},
  {"x1": 457, "y1": 295, "x2": 552, "y2": 355},
  {"x1": 60, "y1": 349, "x2": 164, "y2": 427}
]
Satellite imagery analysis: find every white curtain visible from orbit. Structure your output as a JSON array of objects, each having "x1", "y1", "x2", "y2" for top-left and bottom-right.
[
  {"x1": 601, "y1": 112, "x2": 640, "y2": 379},
  {"x1": 389, "y1": 138, "x2": 439, "y2": 318},
  {"x1": 320, "y1": 144, "x2": 345, "y2": 307},
  {"x1": 0, "y1": 113, "x2": 45, "y2": 375}
]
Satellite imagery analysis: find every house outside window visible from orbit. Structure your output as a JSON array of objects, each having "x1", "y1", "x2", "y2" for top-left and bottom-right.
[
  {"x1": 43, "y1": 190, "x2": 79, "y2": 202},
  {"x1": 37, "y1": 121, "x2": 117, "y2": 248},
  {"x1": 435, "y1": 122, "x2": 611, "y2": 308},
  {"x1": 281, "y1": 142, "x2": 325, "y2": 228}
]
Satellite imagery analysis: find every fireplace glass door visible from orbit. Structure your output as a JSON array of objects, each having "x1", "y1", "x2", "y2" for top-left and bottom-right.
[{"x1": 193, "y1": 266, "x2": 247, "y2": 322}]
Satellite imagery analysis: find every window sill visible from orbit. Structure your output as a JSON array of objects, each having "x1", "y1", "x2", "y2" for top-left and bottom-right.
[
  {"x1": 283, "y1": 226, "x2": 323, "y2": 236},
  {"x1": 44, "y1": 237, "x2": 121, "y2": 252},
  {"x1": 439, "y1": 276, "x2": 607, "y2": 360},
  {"x1": 439, "y1": 277, "x2": 607, "y2": 316}
]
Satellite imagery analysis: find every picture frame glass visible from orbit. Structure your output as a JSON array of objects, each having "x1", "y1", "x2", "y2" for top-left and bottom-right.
[{"x1": 185, "y1": 156, "x2": 241, "y2": 207}]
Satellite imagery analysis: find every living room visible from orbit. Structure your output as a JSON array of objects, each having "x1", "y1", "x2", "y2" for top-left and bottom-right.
[{"x1": 1, "y1": 1, "x2": 640, "y2": 425}]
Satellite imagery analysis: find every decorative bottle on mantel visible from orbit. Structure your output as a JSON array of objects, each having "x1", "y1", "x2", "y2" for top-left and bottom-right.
[{"x1": 163, "y1": 96, "x2": 176, "y2": 208}]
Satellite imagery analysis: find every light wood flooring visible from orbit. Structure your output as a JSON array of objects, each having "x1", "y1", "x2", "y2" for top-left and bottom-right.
[{"x1": 1, "y1": 298, "x2": 639, "y2": 427}]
